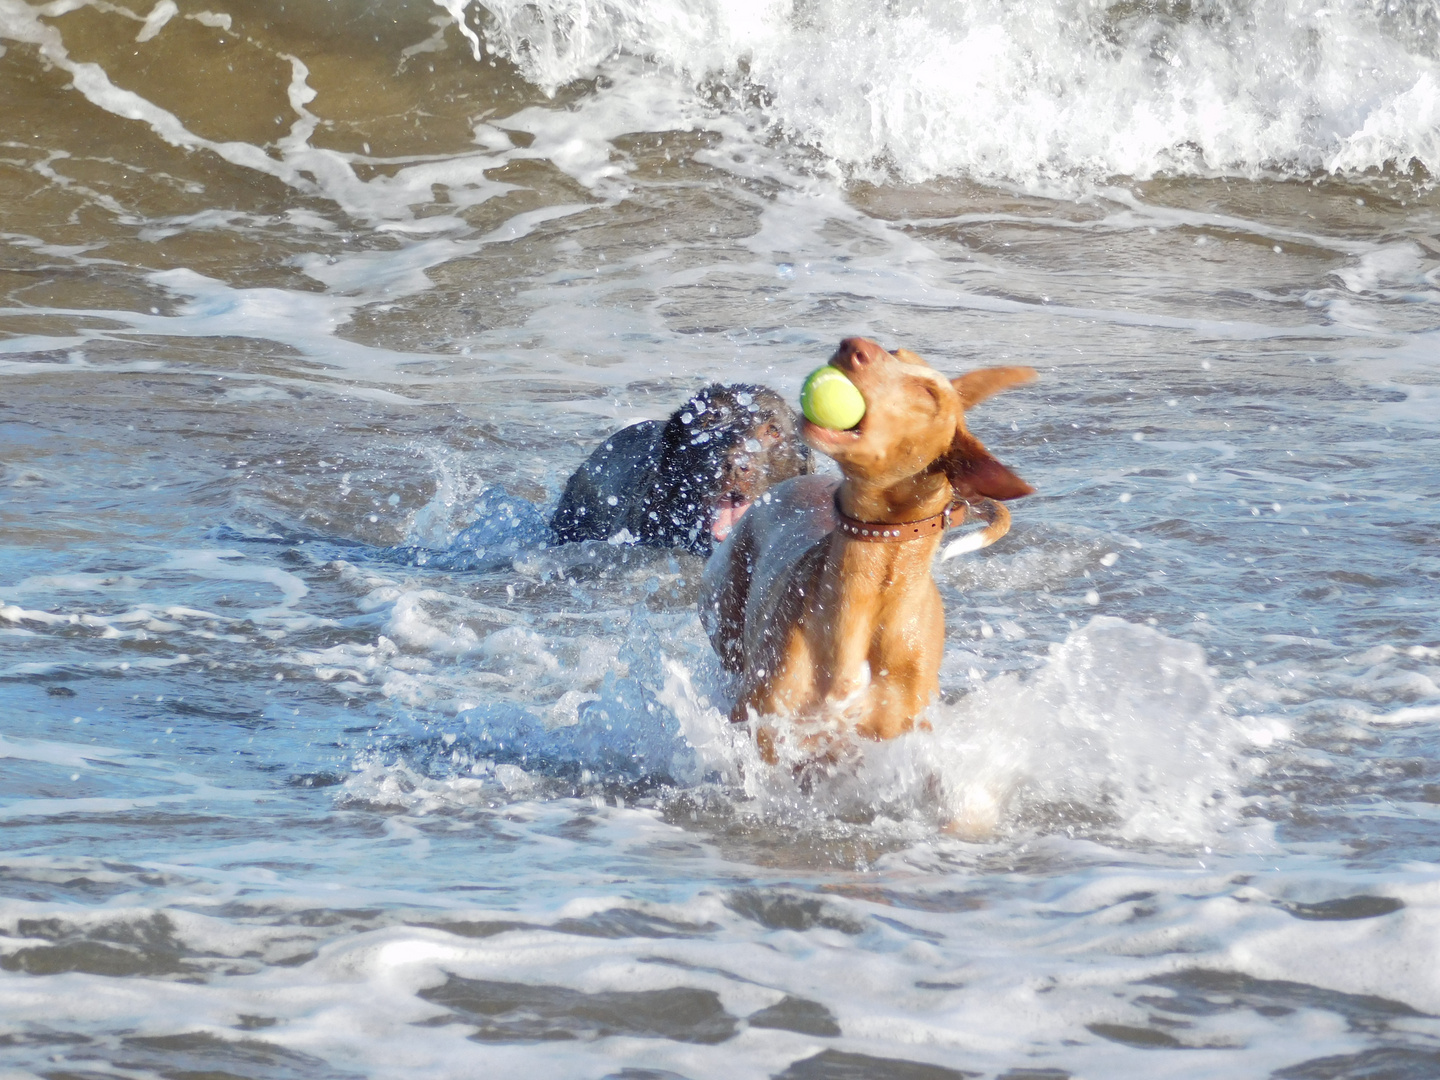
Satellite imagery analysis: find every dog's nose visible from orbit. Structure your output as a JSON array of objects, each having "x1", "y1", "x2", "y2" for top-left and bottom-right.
[{"x1": 833, "y1": 337, "x2": 883, "y2": 370}]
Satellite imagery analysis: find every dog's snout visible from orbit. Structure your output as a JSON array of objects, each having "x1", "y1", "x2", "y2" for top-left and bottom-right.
[{"x1": 832, "y1": 336, "x2": 886, "y2": 372}]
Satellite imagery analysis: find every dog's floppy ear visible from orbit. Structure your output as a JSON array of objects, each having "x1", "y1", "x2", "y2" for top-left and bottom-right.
[
  {"x1": 942, "y1": 366, "x2": 1034, "y2": 499},
  {"x1": 943, "y1": 428, "x2": 1034, "y2": 501},
  {"x1": 952, "y1": 366, "x2": 1036, "y2": 411}
]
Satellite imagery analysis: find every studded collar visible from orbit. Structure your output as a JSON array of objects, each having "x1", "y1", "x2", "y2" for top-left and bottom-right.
[{"x1": 832, "y1": 490, "x2": 958, "y2": 543}]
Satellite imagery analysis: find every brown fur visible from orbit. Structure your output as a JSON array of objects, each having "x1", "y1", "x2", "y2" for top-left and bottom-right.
[{"x1": 700, "y1": 338, "x2": 1035, "y2": 756}]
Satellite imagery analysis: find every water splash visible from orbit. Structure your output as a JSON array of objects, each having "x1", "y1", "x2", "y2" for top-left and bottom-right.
[{"x1": 660, "y1": 617, "x2": 1260, "y2": 845}]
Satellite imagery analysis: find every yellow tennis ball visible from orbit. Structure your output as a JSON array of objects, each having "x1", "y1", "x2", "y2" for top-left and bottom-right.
[{"x1": 800, "y1": 366, "x2": 866, "y2": 430}]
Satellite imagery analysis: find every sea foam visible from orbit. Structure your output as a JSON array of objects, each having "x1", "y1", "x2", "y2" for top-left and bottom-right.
[{"x1": 450, "y1": 0, "x2": 1440, "y2": 185}]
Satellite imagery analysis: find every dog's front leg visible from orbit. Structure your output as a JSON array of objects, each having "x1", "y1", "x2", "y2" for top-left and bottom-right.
[{"x1": 850, "y1": 583, "x2": 946, "y2": 740}]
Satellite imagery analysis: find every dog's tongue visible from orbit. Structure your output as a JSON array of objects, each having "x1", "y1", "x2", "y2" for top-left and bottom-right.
[{"x1": 710, "y1": 496, "x2": 752, "y2": 543}]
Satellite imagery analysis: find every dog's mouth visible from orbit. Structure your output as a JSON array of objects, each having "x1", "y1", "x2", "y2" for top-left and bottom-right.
[
  {"x1": 710, "y1": 492, "x2": 752, "y2": 543},
  {"x1": 801, "y1": 417, "x2": 864, "y2": 448}
]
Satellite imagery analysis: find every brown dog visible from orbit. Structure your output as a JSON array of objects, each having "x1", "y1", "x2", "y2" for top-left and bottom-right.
[{"x1": 700, "y1": 338, "x2": 1034, "y2": 757}]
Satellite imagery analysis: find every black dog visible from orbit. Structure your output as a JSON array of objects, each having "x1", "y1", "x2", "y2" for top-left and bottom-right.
[{"x1": 551, "y1": 384, "x2": 811, "y2": 556}]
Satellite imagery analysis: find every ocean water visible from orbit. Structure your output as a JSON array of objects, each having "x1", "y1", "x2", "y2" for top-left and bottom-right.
[{"x1": 2, "y1": 0, "x2": 1440, "y2": 1076}]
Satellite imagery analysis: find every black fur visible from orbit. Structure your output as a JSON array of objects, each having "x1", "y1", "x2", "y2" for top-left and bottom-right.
[{"x1": 551, "y1": 384, "x2": 810, "y2": 556}]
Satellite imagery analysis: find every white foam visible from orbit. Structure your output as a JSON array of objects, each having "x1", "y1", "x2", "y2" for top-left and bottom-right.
[
  {"x1": 934, "y1": 617, "x2": 1254, "y2": 842},
  {"x1": 158, "y1": 549, "x2": 316, "y2": 625},
  {"x1": 134, "y1": 0, "x2": 177, "y2": 43},
  {"x1": 452, "y1": 0, "x2": 1440, "y2": 185},
  {"x1": 663, "y1": 617, "x2": 1259, "y2": 845},
  {"x1": 295, "y1": 558, "x2": 633, "y2": 721},
  {"x1": 6, "y1": 818, "x2": 1428, "y2": 1079},
  {"x1": 0, "y1": 733, "x2": 127, "y2": 770}
]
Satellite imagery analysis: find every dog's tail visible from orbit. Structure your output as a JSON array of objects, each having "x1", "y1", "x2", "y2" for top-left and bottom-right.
[{"x1": 939, "y1": 498, "x2": 1011, "y2": 561}]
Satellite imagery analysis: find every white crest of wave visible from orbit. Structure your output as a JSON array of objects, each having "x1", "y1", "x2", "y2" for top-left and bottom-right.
[
  {"x1": 665, "y1": 616, "x2": 1257, "y2": 845},
  {"x1": 452, "y1": 0, "x2": 1440, "y2": 183}
]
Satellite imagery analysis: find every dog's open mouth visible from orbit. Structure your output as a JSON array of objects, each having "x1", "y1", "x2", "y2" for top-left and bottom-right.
[
  {"x1": 710, "y1": 493, "x2": 752, "y2": 543},
  {"x1": 801, "y1": 417, "x2": 864, "y2": 446}
]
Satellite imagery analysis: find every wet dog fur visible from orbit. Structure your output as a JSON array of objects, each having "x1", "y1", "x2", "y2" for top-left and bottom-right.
[
  {"x1": 701, "y1": 338, "x2": 1035, "y2": 756},
  {"x1": 551, "y1": 384, "x2": 811, "y2": 556}
]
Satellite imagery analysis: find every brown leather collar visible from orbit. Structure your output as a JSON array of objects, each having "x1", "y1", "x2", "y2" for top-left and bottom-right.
[{"x1": 833, "y1": 491, "x2": 957, "y2": 542}]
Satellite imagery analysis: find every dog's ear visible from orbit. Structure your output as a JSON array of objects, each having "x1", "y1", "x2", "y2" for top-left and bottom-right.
[
  {"x1": 951, "y1": 366, "x2": 1036, "y2": 411},
  {"x1": 943, "y1": 428, "x2": 1034, "y2": 501}
]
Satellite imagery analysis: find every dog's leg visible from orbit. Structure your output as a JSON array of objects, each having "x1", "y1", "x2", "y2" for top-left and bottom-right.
[{"x1": 939, "y1": 498, "x2": 1012, "y2": 561}]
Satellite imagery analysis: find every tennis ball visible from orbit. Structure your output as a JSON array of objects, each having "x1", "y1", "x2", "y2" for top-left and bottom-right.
[{"x1": 800, "y1": 366, "x2": 866, "y2": 430}]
